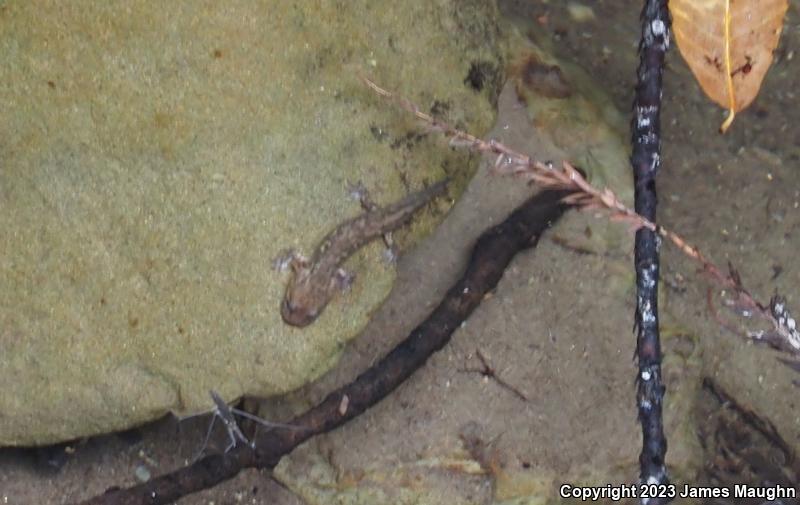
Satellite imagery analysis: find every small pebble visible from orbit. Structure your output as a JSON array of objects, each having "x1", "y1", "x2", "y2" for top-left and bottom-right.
[
  {"x1": 567, "y1": 3, "x2": 595, "y2": 22},
  {"x1": 134, "y1": 464, "x2": 151, "y2": 483}
]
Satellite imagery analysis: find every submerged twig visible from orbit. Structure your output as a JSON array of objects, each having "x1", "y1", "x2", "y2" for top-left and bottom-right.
[
  {"x1": 460, "y1": 349, "x2": 529, "y2": 402},
  {"x1": 77, "y1": 187, "x2": 573, "y2": 505},
  {"x1": 631, "y1": 0, "x2": 670, "y2": 496}
]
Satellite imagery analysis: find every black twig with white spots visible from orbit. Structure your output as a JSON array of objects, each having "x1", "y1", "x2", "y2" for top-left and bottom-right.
[{"x1": 631, "y1": 0, "x2": 671, "y2": 501}]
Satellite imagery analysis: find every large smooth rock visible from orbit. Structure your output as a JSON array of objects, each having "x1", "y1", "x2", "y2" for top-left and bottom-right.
[{"x1": 0, "y1": 0, "x2": 503, "y2": 445}]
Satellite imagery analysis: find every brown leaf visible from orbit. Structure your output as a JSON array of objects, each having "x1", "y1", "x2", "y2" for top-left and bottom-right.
[{"x1": 670, "y1": 0, "x2": 788, "y2": 132}]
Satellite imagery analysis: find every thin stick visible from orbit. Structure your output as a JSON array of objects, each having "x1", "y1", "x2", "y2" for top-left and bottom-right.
[
  {"x1": 460, "y1": 349, "x2": 529, "y2": 402},
  {"x1": 362, "y1": 76, "x2": 800, "y2": 360}
]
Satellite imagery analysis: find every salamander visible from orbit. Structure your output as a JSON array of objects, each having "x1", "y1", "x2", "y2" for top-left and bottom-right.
[{"x1": 279, "y1": 179, "x2": 448, "y2": 327}]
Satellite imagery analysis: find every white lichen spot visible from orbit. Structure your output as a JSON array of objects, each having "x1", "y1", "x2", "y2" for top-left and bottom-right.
[
  {"x1": 640, "y1": 399, "x2": 652, "y2": 411},
  {"x1": 650, "y1": 152, "x2": 660, "y2": 167},
  {"x1": 641, "y1": 370, "x2": 652, "y2": 381},
  {"x1": 651, "y1": 20, "x2": 665, "y2": 36},
  {"x1": 789, "y1": 332, "x2": 800, "y2": 350},
  {"x1": 638, "y1": 132, "x2": 658, "y2": 146},
  {"x1": 639, "y1": 299, "x2": 656, "y2": 324},
  {"x1": 788, "y1": 318, "x2": 796, "y2": 331},
  {"x1": 647, "y1": 475, "x2": 660, "y2": 485},
  {"x1": 637, "y1": 115, "x2": 651, "y2": 129},
  {"x1": 641, "y1": 265, "x2": 657, "y2": 289},
  {"x1": 637, "y1": 105, "x2": 658, "y2": 115}
]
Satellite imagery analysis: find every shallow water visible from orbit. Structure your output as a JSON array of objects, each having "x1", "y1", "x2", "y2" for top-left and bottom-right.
[{"x1": 3, "y1": 1, "x2": 799, "y2": 503}]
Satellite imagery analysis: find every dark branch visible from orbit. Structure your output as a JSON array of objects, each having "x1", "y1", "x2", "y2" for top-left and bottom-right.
[
  {"x1": 631, "y1": 0, "x2": 671, "y2": 500},
  {"x1": 77, "y1": 188, "x2": 573, "y2": 505}
]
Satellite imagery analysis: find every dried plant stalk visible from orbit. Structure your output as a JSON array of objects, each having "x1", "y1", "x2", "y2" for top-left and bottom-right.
[{"x1": 363, "y1": 76, "x2": 800, "y2": 360}]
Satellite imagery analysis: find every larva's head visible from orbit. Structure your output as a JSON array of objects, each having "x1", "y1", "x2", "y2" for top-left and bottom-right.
[{"x1": 280, "y1": 272, "x2": 328, "y2": 327}]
